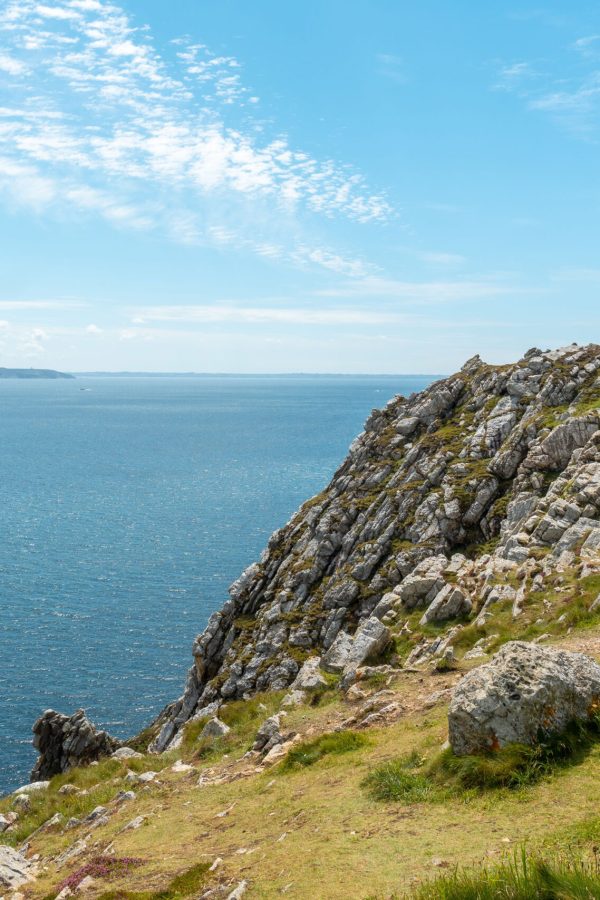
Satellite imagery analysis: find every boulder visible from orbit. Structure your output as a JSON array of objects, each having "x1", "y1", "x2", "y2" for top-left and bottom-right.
[
  {"x1": 420, "y1": 584, "x2": 472, "y2": 624},
  {"x1": 322, "y1": 618, "x2": 391, "y2": 674},
  {"x1": 449, "y1": 641, "x2": 600, "y2": 755},
  {"x1": 200, "y1": 717, "x2": 231, "y2": 740},
  {"x1": 31, "y1": 709, "x2": 119, "y2": 780},
  {"x1": 291, "y1": 657, "x2": 327, "y2": 691},
  {"x1": 0, "y1": 846, "x2": 36, "y2": 889}
]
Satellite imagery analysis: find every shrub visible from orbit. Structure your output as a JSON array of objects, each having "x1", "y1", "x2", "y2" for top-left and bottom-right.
[{"x1": 281, "y1": 730, "x2": 368, "y2": 771}]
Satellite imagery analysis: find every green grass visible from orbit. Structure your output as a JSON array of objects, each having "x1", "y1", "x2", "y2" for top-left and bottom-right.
[
  {"x1": 410, "y1": 849, "x2": 600, "y2": 899},
  {"x1": 364, "y1": 715, "x2": 600, "y2": 803},
  {"x1": 281, "y1": 730, "x2": 369, "y2": 771},
  {"x1": 362, "y1": 752, "x2": 444, "y2": 803}
]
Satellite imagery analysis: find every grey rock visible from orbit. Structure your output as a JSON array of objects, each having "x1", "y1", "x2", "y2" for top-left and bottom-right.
[
  {"x1": 0, "y1": 846, "x2": 36, "y2": 889},
  {"x1": 291, "y1": 657, "x2": 327, "y2": 691},
  {"x1": 200, "y1": 717, "x2": 231, "y2": 740},
  {"x1": 449, "y1": 641, "x2": 600, "y2": 755},
  {"x1": 420, "y1": 584, "x2": 472, "y2": 624},
  {"x1": 31, "y1": 709, "x2": 118, "y2": 780}
]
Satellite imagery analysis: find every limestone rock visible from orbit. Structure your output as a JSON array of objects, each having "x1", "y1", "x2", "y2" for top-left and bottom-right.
[
  {"x1": 0, "y1": 846, "x2": 36, "y2": 889},
  {"x1": 291, "y1": 657, "x2": 327, "y2": 691},
  {"x1": 449, "y1": 641, "x2": 600, "y2": 755},
  {"x1": 420, "y1": 584, "x2": 472, "y2": 624},
  {"x1": 200, "y1": 717, "x2": 231, "y2": 740}
]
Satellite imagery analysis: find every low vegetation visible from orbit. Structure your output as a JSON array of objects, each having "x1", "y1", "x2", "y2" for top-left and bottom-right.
[
  {"x1": 410, "y1": 849, "x2": 600, "y2": 899},
  {"x1": 281, "y1": 730, "x2": 368, "y2": 770},
  {"x1": 363, "y1": 714, "x2": 600, "y2": 803}
]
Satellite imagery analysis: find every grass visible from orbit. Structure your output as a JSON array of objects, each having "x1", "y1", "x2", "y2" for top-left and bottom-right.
[
  {"x1": 281, "y1": 730, "x2": 369, "y2": 771},
  {"x1": 363, "y1": 715, "x2": 600, "y2": 803},
  {"x1": 410, "y1": 849, "x2": 600, "y2": 899},
  {"x1": 92, "y1": 862, "x2": 211, "y2": 900},
  {"x1": 362, "y1": 752, "x2": 444, "y2": 803}
]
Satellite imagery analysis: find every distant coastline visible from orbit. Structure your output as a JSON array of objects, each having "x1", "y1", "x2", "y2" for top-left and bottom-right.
[{"x1": 0, "y1": 367, "x2": 74, "y2": 379}]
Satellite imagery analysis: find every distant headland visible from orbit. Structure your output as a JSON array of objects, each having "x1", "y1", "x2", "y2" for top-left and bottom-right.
[{"x1": 0, "y1": 367, "x2": 75, "y2": 379}]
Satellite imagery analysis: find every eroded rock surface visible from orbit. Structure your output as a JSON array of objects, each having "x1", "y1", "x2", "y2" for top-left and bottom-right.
[
  {"x1": 448, "y1": 641, "x2": 600, "y2": 755},
  {"x1": 147, "y1": 344, "x2": 600, "y2": 751},
  {"x1": 31, "y1": 709, "x2": 119, "y2": 781}
]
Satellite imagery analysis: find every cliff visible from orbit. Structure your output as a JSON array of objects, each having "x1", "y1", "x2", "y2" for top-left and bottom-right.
[{"x1": 150, "y1": 343, "x2": 600, "y2": 752}]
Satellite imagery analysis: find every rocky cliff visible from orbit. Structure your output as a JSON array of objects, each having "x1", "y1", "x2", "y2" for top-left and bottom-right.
[{"x1": 149, "y1": 343, "x2": 600, "y2": 753}]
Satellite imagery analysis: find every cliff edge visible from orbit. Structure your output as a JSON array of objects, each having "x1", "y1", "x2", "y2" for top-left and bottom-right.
[{"x1": 150, "y1": 343, "x2": 600, "y2": 752}]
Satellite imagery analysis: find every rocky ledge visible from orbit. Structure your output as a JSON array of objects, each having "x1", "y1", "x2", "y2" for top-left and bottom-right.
[{"x1": 145, "y1": 343, "x2": 600, "y2": 754}]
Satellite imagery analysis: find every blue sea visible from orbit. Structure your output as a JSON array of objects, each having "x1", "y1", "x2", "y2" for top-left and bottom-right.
[{"x1": 0, "y1": 374, "x2": 434, "y2": 794}]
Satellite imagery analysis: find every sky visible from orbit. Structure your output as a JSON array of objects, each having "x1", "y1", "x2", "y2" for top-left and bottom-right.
[{"x1": 0, "y1": 0, "x2": 599, "y2": 373}]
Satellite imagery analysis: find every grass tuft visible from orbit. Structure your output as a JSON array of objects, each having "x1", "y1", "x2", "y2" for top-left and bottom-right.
[
  {"x1": 410, "y1": 848, "x2": 600, "y2": 899},
  {"x1": 281, "y1": 730, "x2": 368, "y2": 771},
  {"x1": 362, "y1": 752, "x2": 443, "y2": 803}
]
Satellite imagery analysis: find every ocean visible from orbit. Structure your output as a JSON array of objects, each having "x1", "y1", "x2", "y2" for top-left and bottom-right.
[{"x1": 0, "y1": 374, "x2": 434, "y2": 794}]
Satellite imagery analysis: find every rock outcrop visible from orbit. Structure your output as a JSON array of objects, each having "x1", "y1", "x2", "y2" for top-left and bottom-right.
[
  {"x1": 31, "y1": 709, "x2": 119, "y2": 781},
  {"x1": 448, "y1": 641, "x2": 600, "y2": 755},
  {"x1": 149, "y1": 343, "x2": 600, "y2": 752}
]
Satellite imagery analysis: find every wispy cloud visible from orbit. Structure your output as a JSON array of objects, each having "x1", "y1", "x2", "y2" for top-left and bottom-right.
[
  {"x1": 376, "y1": 53, "x2": 407, "y2": 84},
  {"x1": 0, "y1": 299, "x2": 84, "y2": 309},
  {"x1": 495, "y1": 39, "x2": 600, "y2": 136},
  {"x1": 314, "y1": 276, "x2": 520, "y2": 302},
  {"x1": 418, "y1": 251, "x2": 466, "y2": 266},
  {"x1": 130, "y1": 304, "x2": 423, "y2": 327},
  {"x1": 0, "y1": 0, "x2": 391, "y2": 274}
]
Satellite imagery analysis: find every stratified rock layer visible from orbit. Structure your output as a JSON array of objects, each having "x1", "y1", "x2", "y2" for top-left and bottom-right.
[
  {"x1": 151, "y1": 344, "x2": 600, "y2": 752},
  {"x1": 448, "y1": 641, "x2": 600, "y2": 754},
  {"x1": 31, "y1": 709, "x2": 119, "y2": 781}
]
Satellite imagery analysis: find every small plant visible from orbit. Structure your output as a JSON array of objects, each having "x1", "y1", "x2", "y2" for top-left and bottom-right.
[
  {"x1": 91, "y1": 863, "x2": 211, "y2": 900},
  {"x1": 58, "y1": 857, "x2": 145, "y2": 891},
  {"x1": 281, "y1": 730, "x2": 368, "y2": 770},
  {"x1": 362, "y1": 752, "x2": 444, "y2": 803}
]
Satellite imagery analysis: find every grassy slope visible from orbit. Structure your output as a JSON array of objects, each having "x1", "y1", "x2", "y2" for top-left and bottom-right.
[{"x1": 4, "y1": 625, "x2": 600, "y2": 899}]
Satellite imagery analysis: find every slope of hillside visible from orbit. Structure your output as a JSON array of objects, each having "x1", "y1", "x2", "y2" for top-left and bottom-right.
[{"x1": 152, "y1": 343, "x2": 600, "y2": 753}]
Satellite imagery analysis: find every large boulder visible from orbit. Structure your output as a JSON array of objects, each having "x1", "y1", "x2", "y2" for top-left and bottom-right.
[
  {"x1": 449, "y1": 641, "x2": 600, "y2": 756},
  {"x1": 31, "y1": 709, "x2": 119, "y2": 780}
]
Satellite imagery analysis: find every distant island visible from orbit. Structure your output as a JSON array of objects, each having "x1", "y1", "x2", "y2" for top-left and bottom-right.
[{"x1": 0, "y1": 367, "x2": 74, "y2": 379}]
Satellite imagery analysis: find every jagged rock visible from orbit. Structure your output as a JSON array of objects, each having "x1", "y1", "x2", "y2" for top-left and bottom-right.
[
  {"x1": 253, "y1": 714, "x2": 285, "y2": 752},
  {"x1": 420, "y1": 584, "x2": 472, "y2": 624},
  {"x1": 31, "y1": 709, "x2": 119, "y2": 780},
  {"x1": 0, "y1": 846, "x2": 36, "y2": 889},
  {"x1": 145, "y1": 345, "x2": 600, "y2": 746},
  {"x1": 322, "y1": 617, "x2": 391, "y2": 675},
  {"x1": 291, "y1": 657, "x2": 327, "y2": 691},
  {"x1": 200, "y1": 717, "x2": 231, "y2": 740},
  {"x1": 449, "y1": 641, "x2": 600, "y2": 755}
]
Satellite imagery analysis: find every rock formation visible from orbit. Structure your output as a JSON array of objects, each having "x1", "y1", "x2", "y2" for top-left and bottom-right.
[
  {"x1": 31, "y1": 709, "x2": 119, "y2": 781},
  {"x1": 148, "y1": 343, "x2": 600, "y2": 752},
  {"x1": 448, "y1": 641, "x2": 600, "y2": 755}
]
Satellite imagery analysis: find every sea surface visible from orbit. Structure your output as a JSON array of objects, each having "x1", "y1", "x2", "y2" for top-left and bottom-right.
[{"x1": 0, "y1": 374, "x2": 434, "y2": 794}]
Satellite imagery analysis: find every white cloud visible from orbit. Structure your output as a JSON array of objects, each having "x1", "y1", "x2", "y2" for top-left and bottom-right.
[
  {"x1": 314, "y1": 276, "x2": 518, "y2": 302},
  {"x1": 130, "y1": 304, "x2": 422, "y2": 327},
  {"x1": 419, "y1": 251, "x2": 466, "y2": 266},
  {"x1": 0, "y1": 0, "x2": 391, "y2": 274},
  {"x1": 0, "y1": 299, "x2": 83, "y2": 309},
  {"x1": 0, "y1": 53, "x2": 26, "y2": 74},
  {"x1": 85, "y1": 322, "x2": 102, "y2": 333}
]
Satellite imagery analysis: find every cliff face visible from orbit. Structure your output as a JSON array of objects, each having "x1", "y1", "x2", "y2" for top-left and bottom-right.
[{"x1": 151, "y1": 344, "x2": 600, "y2": 752}]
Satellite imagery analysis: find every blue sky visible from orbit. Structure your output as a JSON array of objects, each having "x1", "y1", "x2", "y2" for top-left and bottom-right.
[{"x1": 0, "y1": 0, "x2": 599, "y2": 372}]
